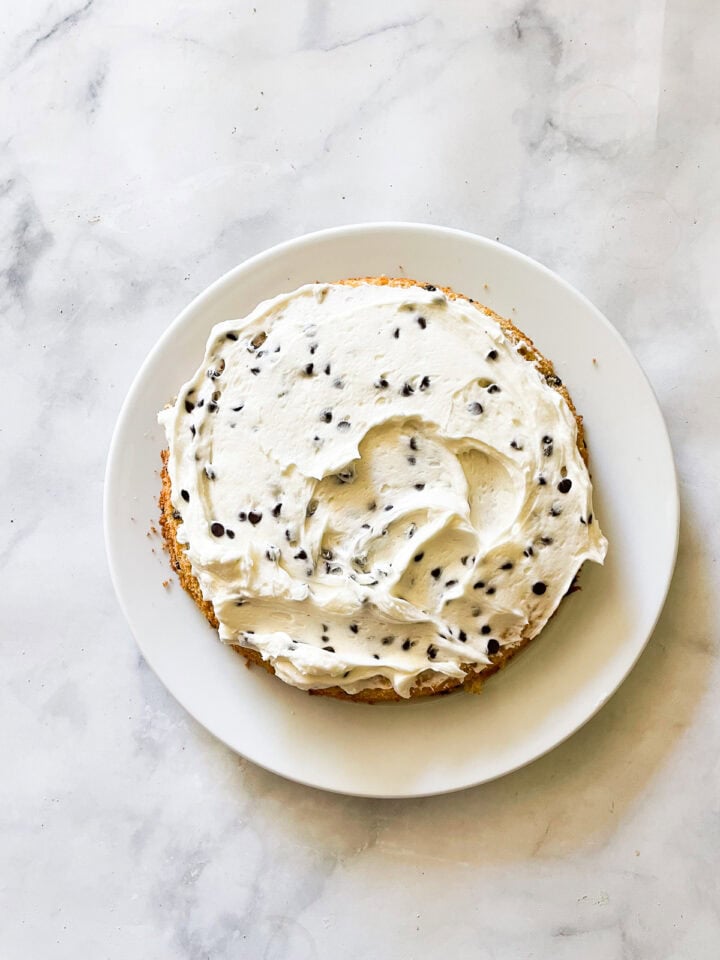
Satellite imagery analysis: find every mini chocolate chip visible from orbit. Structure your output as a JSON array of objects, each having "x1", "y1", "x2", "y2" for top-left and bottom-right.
[
  {"x1": 409, "y1": 437, "x2": 418, "y2": 450},
  {"x1": 550, "y1": 505, "x2": 562, "y2": 517},
  {"x1": 473, "y1": 581, "x2": 485, "y2": 590},
  {"x1": 588, "y1": 513, "x2": 593, "y2": 524},
  {"x1": 541, "y1": 536, "x2": 553, "y2": 545},
  {"x1": 272, "y1": 502, "x2": 282, "y2": 517},
  {"x1": 250, "y1": 368, "x2": 260, "y2": 376},
  {"x1": 207, "y1": 401, "x2": 218, "y2": 412},
  {"x1": 580, "y1": 516, "x2": 586, "y2": 524},
  {"x1": 231, "y1": 404, "x2": 244, "y2": 412},
  {"x1": 402, "y1": 639, "x2": 411, "y2": 651},
  {"x1": 486, "y1": 587, "x2": 496, "y2": 595},
  {"x1": 384, "y1": 504, "x2": 393, "y2": 512},
  {"x1": 210, "y1": 522, "x2": 225, "y2": 537},
  {"x1": 373, "y1": 653, "x2": 380, "y2": 660},
  {"x1": 524, "y1": 546, "x2": 534, "y2": 557},
  {"x1": 320, "y1": 409, "x2": 333, "y2": 422},
  {"x1": 238, "y1": 511, "x2": 247, "y2": 521},
  {"x1": 414, "y1": 552, "x2": 424, "y2": 563},
  {"x1": 481, "y1": 624, "x2": 491, "y2": 635},
  {"x1": 510, "y1": 440, "x2": 523, "y2": 450},
  {"x1": 501, "y1": 562, "x2": 513, "y2": 570},
  {"x1": 558, "y1": 478, "x2": 572, "y2": 494},
  {"x1": 337, "y1": 420, "x2": 351, "y2": 431},
  {"x1": 487, "y1": 638, "x2": 500, "y2": 655},
  {"x1": 248, "y1": 511, "x2": 262, "y2": 525},
  {"x1": 487, "y1": 384, "x2": 501, "y2": 394},
  {"x1": 204, "y1": 466, "x2": 216, "y2": 480},
  {"x1": 419, "y1": 375, "x2": 431, "y2": 391},
  {"x1": 304, "y1": 363, "x2": 314, "y2": 376},
  {"x1": 445, "y1": 579, "x2": 458, "y2": 588},
  {"x1": 467, "y1": 401, "x2": 483, "y2": 415},
  {"x1": 538, "y1": 476, "x2": 547, "y2": 485},
  {"x1": 532, "y1": 581, "x2": 547, "y2": 595},
  {"x1": 226, "y1": 529, "x2": 235, "y2": 539},
  {"x1": 190, "y1": 425, "x2": 196, "y2": 437},
  {"x1": 309, "y1": 343, "x2": 318, "y2": 355},
  {"x1": 324, "y1": 364, "x2": 331, "y2": 375},
  {"x1": 382, "y1": 636, "x2": 394, "y2": 645},
  {"x1": 333, "y1": 379, "x2": 345, "y2": 389},
  {"x1": 414, "y1": 483, "x2": 426, "y2": 491},
  {"x1": 427, "y1": 644, "x2": 438, "y2": 660},
  {"x1": 323, "y1": 645, "x2": 335, "y2": 653},
  {"x1": 374, "y1": 378, "x2": 389, "y2": 389},
  {"x1": 458, "y1": 630, "x2": 467, "y2": 643},
  {"x1": 197, "y1": 399, "x2": 204, "y2": 407},
  {"x1": 294, "y1": 550, "x2": 307, "y2": 560},
  {"x1": 407, "y1": 456, "x2": 416, "y2": 465},
  {"x1": 401, "y1": 382, "x2": 414, "y2": 396},
  {"x1": 431, "y1": 567, "x2": 442, "y2": 579},
  {"x1": 184, "y1": 399, "x2": 195, "y2": 413},
  {"x1": 417, "y1": 316, "x2": 427, "y2": 329},
  {"x1": 225, "y1": 332, "x2": 238, "y2": 341},
  {"x1": 487, "y1": 349, "x2": 498, "y2": 360},
  {"x1": 350, "y1": 623, "x2": 359, "y2": 633},
  {"x1": 542, "y1": 435, "x2": 553, "y2": 445},
  {"x1": 181, "y1": 489, "x2": 190, "y2": 502},
  {"x1": 393, "y1": 327, "x2": 400, "y2": 339},
  {"x1": 361, "y1": 523, "x2": 371, "y2": 529}
]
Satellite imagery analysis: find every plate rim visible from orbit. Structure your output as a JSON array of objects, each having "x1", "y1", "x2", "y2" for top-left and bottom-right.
[{"x1": 104, "y1": 221, "x2": 680, "y2": 798}]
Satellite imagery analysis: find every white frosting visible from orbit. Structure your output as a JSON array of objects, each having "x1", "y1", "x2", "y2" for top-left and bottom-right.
[{"x1": 159, "y1": 281, "x2": 607, "y2": 698}]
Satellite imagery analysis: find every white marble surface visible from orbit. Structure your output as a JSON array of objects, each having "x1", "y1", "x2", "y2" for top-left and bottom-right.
[{"x1": 2, "y1": 0, "x2": 719, "y2": 956}]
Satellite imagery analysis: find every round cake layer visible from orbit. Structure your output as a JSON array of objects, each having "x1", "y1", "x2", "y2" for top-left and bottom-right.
[{"x1": 158, "y1": 277, "x2": 607, "y2": 700}]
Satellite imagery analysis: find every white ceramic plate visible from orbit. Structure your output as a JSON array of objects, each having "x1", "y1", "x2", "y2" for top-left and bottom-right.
[{"x1": 104, "y1": 223, "x2": 678, "y2": 798}]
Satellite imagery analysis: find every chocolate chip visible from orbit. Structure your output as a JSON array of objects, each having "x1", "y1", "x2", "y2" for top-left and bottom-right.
[
  {"x1": 401, "y1": 382, "x2": 414, "y2": 396},
  {"x1": 309, "y1": 343, "x2": 318, "y2": 355},
  {"x1": 225, "y1": 332, "x2": 238, "y2": 341},
  {"x1": 190, "y1": 425, "x2": 196, "y2": 437},
  {"x1": 226, "y1": 529, "x2": 235, "y2": 539},
  {"x1": 323, "y1": 645, "x2": 335, "y2": 653},
  {"x1": 372, "y1": 653, "x2": 380, "y2": 660},
  {"x1": 414, "y1": 483, "x2": 426, "y2": 491},
  {"x1": 550, "y1": 505, "x2": 562, "y2": 517},
  {"x1": 524, "y1": 546, "x2": 534, "y2": 557},
  {"x1": 184, "y1": 399, "x2": 195, "y2": 413},
  {"x1": 414, "y1": 552, "x2": 424, "y2": 563},
  {"x1": 417, "y1": 316, "x2": 427, "y2": 329},
  {"x1": 487, "y1": 384, "x2": 501, "y2": 394},
  {"x1": 501, "y1": 562, "x2": 513, "y2": 570},
  {"x1": 473, "y1": 581, "x2": 485, "y2": 590},
  {"x1": 510, "y1": 440, "x2": 523, "y2": 450},
  {"x1": 458, "y1": 630, "x2": 467, "y2": 643},
  {"x1": 407, "y1": 456, "x2": 416, "y2": 465},
  {"x1": 409, "y1": 437, "x2": 418, "y2": 451},
  {"x1": 445, "y1": 580, "x2": 458, "y2": 588},
  {"x1": 337, "y1": 420, "x2": 351, "y2": 431},
  {"x1": 481, "y1": 624, "x2": 491, "y2": 635},
  {"x1": 558, "y1": 478, "x2": 572, "y2": 493},
  {"x1": 532, "y1": 581, "x2": 547, "y2": 595},
  {"x1": 382, "y1": 636, "x2": 394, "y2": 645},
  {"x1": 210, "y1": 522, "x2": 225, "y2": 537},
  {"x1": 238, "y1": 511, "x2": 247, "y2": 521},
  {"x1": 231, "y1": 404, "x2": 244, "y2": 412},
  {"x1": 181, "y1": 489, "x2": 190, "y2": 502},
  {"x1": 541, "y1": 536, "x2": 553, "y2": 545},
  {"x1": 384, "y1": 504, "x2": 394, "y2": 512},
  {"x1": 374, "y1": 378, "x2": 389, "y2": 389},
  {"x1": 538, "y1": 476, "x2": 547, "y2": 485},
  {"x1": 248, "y1": 511, "x2": 262, "y2": 525},
  {"x1": 467, "y1": 401, "x2": 483, "y2": 415},
  {"x1": 207, "y1": 401, "x2": 218, "y2": 413},
  {"x1": 487, "y1": 349, "x2": 498, "y2": 360},
  {"x1": 486, "y1": 587, "x2": 496, "y2": 595},
  {"x1": 304, "y1": 363, "x2": 314, "y2": 376},
  {"x1": 250, "y1": 367, "x2": 260, "y2": 376},
  {"x1": 294, "y1": 550, "x2": 307, "y2": 560},
  {"x1": 402, "y1": 639, "x2": 411, "y2": 650},
  {"x1": 333, "y1": 379, "x2": 345, "y2": 389},
  {"x1": 320, "y1": 409, "x2": 333, "y2": 423},
  {"x1": 487, "y1": 638, "x2": 500, "y2": 655},
  {"x1": 272, "y1": 502, "x2": 282, "y2": 517},
  {"x1": 431, "y1": 567, "x2": 442, "y2": 579},
  {"x1": 419, "y1": 375, "x2": 431, "y2": 391},
  {"x1": 393, "y1": 327, "x2": 400, "y2": 339},
  {"x1": 588, "y1": 513, "x2": 593, "y2": 524},
  {"x1": 350, "y1": 623, "x2": 359, "y2": 633},
  {"x1": 427, "y1": 644, "x2": 438, "y2": 660},
  {"x1": 324, "y1": 364, "x2": 331, "y2": 375}
]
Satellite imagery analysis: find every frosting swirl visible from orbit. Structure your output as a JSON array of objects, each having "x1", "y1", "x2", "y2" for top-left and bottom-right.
[{"x1": 159, "y1": 280, "x2": 607, "y2": 697}]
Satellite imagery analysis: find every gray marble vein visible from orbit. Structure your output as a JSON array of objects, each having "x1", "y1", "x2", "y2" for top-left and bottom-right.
[{"x1": 1, "y1": 0, "x2": 719, "y2": 957}]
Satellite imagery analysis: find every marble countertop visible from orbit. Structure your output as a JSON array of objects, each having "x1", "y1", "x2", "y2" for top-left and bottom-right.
[{"x1": 3, "y1": 1, "x2": 719, "y2": 957}]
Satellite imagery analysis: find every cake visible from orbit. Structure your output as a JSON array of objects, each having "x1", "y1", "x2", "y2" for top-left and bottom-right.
[{"x1": 158, "y1": 277, "x2": 607, "y2": 702}]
